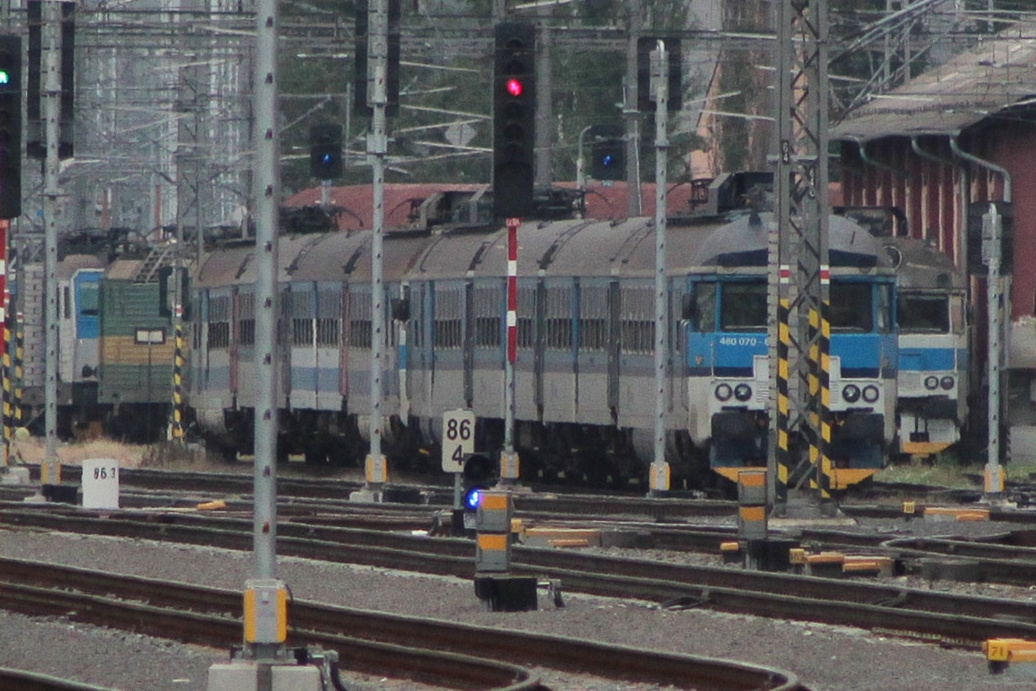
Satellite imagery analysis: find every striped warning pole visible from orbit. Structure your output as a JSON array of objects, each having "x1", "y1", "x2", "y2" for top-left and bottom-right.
[
  {"x1": 499, "y1": 218, "x2": 520, "y2": 485},
  {"x1": 0, "y1": 220, "x2": 8, "y2": 466},
  {"x1": 774, "y1": 265, "x2": 792, "y2": 503},
  {"x1": 2, "y1": 290, "x2": 12, "y2": 465},
  {"x1": 169, "y1": 320, "x2": 185, "y2": 441},
  {"x1": 816, "y1": 265, "x2": 833, "y2": 503},
  {"x1": 13, "y1": 313, "x2": 23, "y2": 435}
]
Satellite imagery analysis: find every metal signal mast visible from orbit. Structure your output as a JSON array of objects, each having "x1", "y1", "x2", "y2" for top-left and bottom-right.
[{"x1": 767, "y1": 0, "x2": 833, "y2": 513}]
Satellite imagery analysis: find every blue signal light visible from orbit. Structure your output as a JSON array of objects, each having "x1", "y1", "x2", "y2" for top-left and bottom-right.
[
  {"x1": 463, "y1": 487, "x2": 483, "y2": 511},
  {"x1": 0, "y1": 71, "x2": 8, "y2": 86},
  {"x1": 601, "y1": 153, "x2": 615, "y2": 167}
]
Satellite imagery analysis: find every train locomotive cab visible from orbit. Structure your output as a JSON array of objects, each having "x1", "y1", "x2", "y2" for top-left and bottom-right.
[
  {"x1": 884, "y1": 236, "x2": 968, "y2": 460},
  {"x1": 685, "y1": 212, "x2": 897, "y2": 490}
]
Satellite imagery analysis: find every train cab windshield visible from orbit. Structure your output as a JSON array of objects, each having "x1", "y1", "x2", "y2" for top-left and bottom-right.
[
  {"x1": 897, "y1": 294, "x2": 950, "y2": 333},
  {"x1": 688, "y1": 280, "x2": 767, "y2": 332},
  {"x1": 829, "y1": 282, "x2": 892, "y2": 333}
]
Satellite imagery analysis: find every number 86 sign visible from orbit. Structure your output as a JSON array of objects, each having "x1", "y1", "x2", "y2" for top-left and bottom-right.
[{"x1": 441, "y1": 409, "x2": 475, "y2": 473}]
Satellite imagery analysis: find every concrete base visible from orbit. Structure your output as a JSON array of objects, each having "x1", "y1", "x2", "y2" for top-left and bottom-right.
[
  {"x1": 474, "y1": 574, "x2": 538, "y2": 612},
  {"x1": 0, "y1": 467, "x2": 30, "y2": 485},
  {"x1": 743, "y1": 538, "x2": 798, "y2": 572},
  {"x1": 208, "y1": 661, "x2": 321, "y2": 691},
  {"x1": 990, "y1": 661, "x2": 1036, "y2": 680},
  {"x1": 41, "y1": 484, "x2": 79, "y2": 504}
]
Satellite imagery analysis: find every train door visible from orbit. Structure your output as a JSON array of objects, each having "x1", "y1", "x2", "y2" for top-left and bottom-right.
[
  {"x1": 347, "y1": 283, "x2": 372, "y2": 414},
  {"x1": 231, "y1": 287, "x2": 248, "y2": 406},
  {"x1": 575, "y1": 279, "x2": 611, "y2": 425},
  {"x1": 339, "y1": 282, "x2": 349, "y2": 406},
  {"x1": 542, "y1": 278, "x2": 576, "y2": 423},
  {"x1": 287, "y1": 283, "x2": 316, "y2": 410},
  {"x1": 607, "y1": 280, "x2": 621, "y2": 423},
  {"x1": 470, "y1": 278, "x2": 505, "y2": 419},
  {"x1": 315, "y1": 282, "x2": 342, "y2": 411},
  {"x1": 616, "y1": 279, "x2": 654, "y2": 430},
  {"x1": 429, "y1": 280, "x2": 465, "y2": 414}
]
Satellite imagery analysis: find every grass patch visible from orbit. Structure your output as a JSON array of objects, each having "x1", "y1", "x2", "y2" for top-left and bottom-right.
[{"x1": 877, "y1": 454, "x2": 1036, "y2": 488}]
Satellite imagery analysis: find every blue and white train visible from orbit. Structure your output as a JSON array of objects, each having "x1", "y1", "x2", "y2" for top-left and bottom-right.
[
  {"x1": 185, "y1": 185, "x2": 899, "y2": 491},
  {"x1": 683, "y1": 211, "x2": 899, "y2": 490},
  {"x1": 882, "y1": 234, "x2": 969, "y2": 460}
]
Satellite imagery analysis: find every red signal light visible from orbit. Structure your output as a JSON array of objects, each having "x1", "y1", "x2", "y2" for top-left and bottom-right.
[{"x1": 506, "y1": 77, "x2": 523, "y2": 97}]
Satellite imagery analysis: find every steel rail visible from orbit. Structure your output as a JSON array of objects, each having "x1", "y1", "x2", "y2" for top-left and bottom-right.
[
  {"x1": 0, "y1": 561, "x2": 802, "y2": 691},
  {"x1": 4, "y1": 510, "x2": 1036, "y2": 647}
]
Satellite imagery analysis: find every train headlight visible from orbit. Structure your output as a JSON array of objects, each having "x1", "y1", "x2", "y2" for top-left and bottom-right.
[
  {"x1": 940, "y1": 376, "x2": 954, "y2": 391},
  {"x1": 734, "y1": 383, "x2": 752, "y2": 402},
  {"x1": 924, "y1": 376, "x2": 939, "y2": 390},
  {"x1": 842, "y1": 384, "x2": 860, "y2": 403},
  {"x1": 862, "y1": 385, "x2": 880, "y2": 403},
  {"x1": 714, "y1": 383, "x2": 733, "y2": 401}
]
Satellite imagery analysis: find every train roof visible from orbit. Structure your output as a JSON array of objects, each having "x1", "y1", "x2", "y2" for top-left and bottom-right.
[
  {"x1": 880, "y1": 235, "x2": 965, "y2": 291},
  {"x1": 289, "y1": 230, "x2": 434, "y2": 283},
  {"x1": 692, "y1": 212, "x2": 895, "y2": 271},
  {"x1": 404, "y1": 218, "x2": 726, "y2": 281},
  {"x1": 57, "y1": 254, "x2": 106, "y2": 280},
  {"x1": 196, "y1": 231, "x2": 438, "y2": 288}
]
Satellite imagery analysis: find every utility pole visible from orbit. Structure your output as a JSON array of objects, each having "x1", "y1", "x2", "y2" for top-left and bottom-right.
[
  {"x1": 171, "y1": 0, "x2": 209, "y2": 444},
  {"x1": 40, "y1": 0, "x2": 63, "y2": 495},
  {"x1": 356, "y1": 0, "x2": 390, "y2": 501},
  {"x1": 624, "y1": 0, "x2": 642, "y2": 217},
  {"x1": 649, "y1": 40, "x2": 670, "y2": 497},
  {"x1": 767, "y1": 0, "x2": 833, "y2": 515},
  {"x1": 534, "y1": 5, "x2": 552, "y2": 188}
]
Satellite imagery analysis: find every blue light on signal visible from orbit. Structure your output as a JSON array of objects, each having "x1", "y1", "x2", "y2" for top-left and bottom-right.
[
  {"x1": 601, "y1": 153, "x2": 615, "y2": 167},
  {"x1": 0, "y1": 71, "x2": 8, "y2": 86},
  {"x1": 464, "y1": 487, "x2": 483, "y2": 511}
]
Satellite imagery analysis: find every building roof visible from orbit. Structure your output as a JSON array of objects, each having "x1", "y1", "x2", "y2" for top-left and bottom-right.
[{"x1": 832, "y1": 20, "x2": 1036, "y2": 142}]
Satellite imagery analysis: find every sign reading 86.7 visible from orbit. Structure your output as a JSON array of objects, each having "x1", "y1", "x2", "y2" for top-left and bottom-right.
[{"x1": 441, "y1": 408, "x2": 475, "y2": 473}]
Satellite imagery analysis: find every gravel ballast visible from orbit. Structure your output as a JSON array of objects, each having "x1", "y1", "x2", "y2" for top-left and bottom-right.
[{"x1": 1, "y1": 523, "x2": 1035, "y2": 691}]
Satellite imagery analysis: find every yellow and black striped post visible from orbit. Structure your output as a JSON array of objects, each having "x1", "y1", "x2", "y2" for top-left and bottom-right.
[
  {"x1": 13, "y1": 320, "x2": 23, "y2": 434},
  {"x1": 169, "y1": 322, "x2": 185, "y2": 442},
  {"x1": 1, "y1": 311, "x2": 10, "y2": 465},
  {"x1": 816, "y1": 290, "x2": 834, "y2": 503},
  {"x1": 774, "y1": 298, "x2": 791, "y2": 503}
]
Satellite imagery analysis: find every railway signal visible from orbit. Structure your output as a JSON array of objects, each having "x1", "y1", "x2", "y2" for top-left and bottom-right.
[
  {"x1": 591, "y1": 139, "x2": 623, "y2": 180},
  {"x1": 462, "y1": 452, "x2": 496, "y2": 515},
  {"x1": 492, "y1": 22, "x2": 536, "y2": 218},
  {"x1": 0, "y1": 35, "x2": 21, "y2": 219},
  {"x1": 309, "y1": 123, "x2": 343, "y2": 180},
  {"x1": 637, "y1": 36, "x2": 682, "y2": 112}
]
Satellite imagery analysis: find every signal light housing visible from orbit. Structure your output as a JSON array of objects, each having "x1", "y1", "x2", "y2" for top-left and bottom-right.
[
  {"x1": 637, "y1": 36, "x2": 682, "y2": 112},
  {"x1": 591, "y1": 136, "x2": 624, "y2": 181},
  {"x1": 0, "y1": 34, "x2": 21, "y2": 219},
  {"x1": 309, "y1": 123, "x2": 343, "y2": 180},
  {"x1": 462, "y1": 453, "x2": 497, "y2": 513},
  {"x1": 493, "y1": 22, "x2": 536, "y2": 219}
]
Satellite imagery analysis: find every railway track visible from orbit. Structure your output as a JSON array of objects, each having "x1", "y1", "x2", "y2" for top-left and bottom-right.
[
  {"x1": 14, "y1": 464, "x2": 1036, "y2": 526},
  {"x1": 3, "y1": 505, "x2": 1036, "y2": 650},
  {"x1": 0, "y1": 558, "x2": 803, "y2": 691}
]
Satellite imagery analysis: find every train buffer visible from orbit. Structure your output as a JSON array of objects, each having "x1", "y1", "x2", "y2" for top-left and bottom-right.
[{"x1": 985, "y1": 638, "x2": 1036, "y2": 678}]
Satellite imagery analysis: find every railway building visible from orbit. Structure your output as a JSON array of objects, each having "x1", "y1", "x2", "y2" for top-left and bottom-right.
[{"x1": 832, "y1": 19, "x2": 1036, "y2": 464}]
